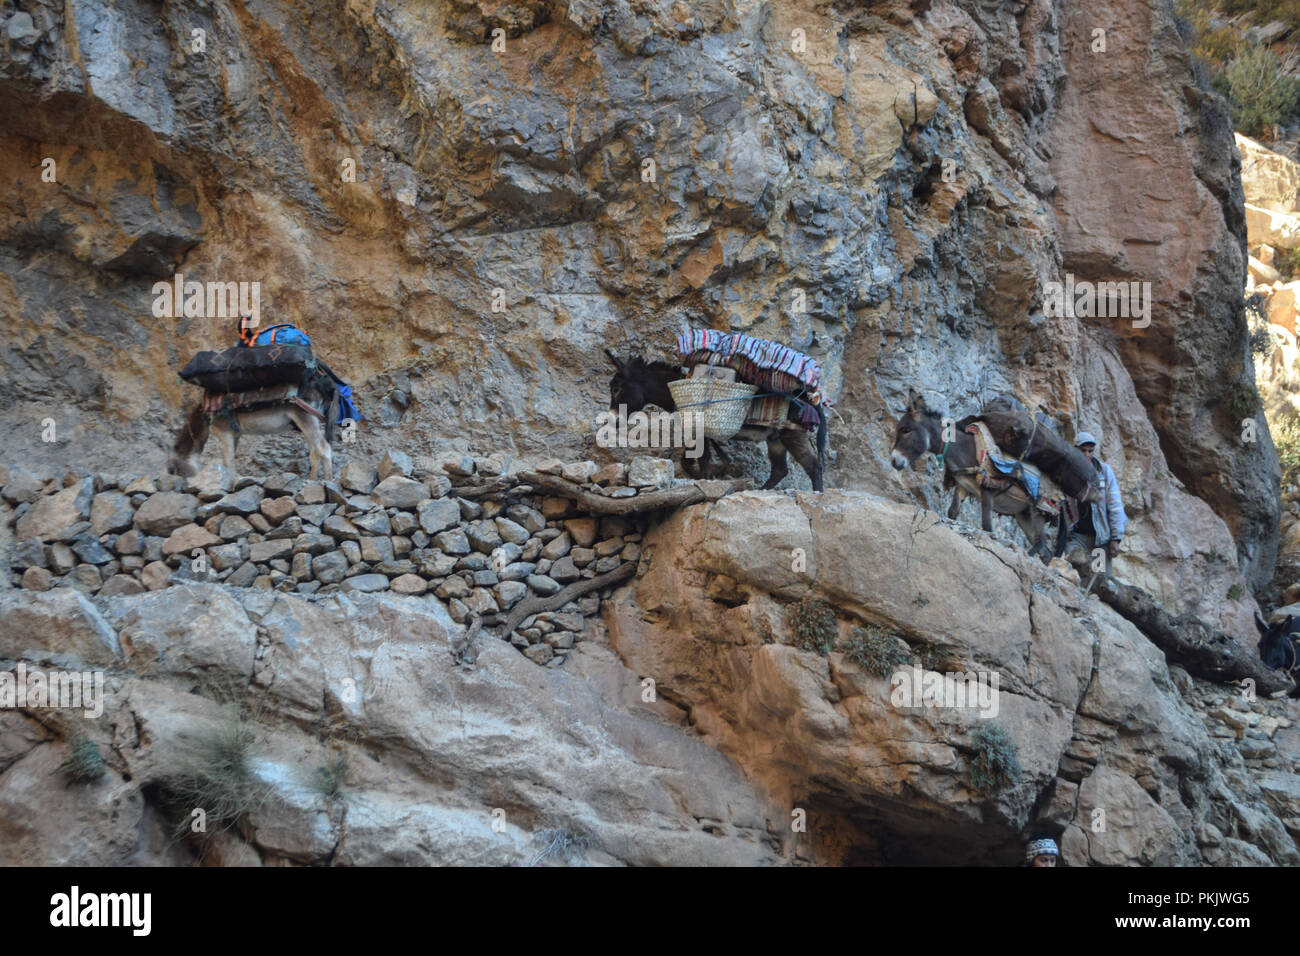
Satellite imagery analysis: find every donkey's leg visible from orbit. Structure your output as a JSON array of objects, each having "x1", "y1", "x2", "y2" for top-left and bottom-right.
[
  {"x1": 785, "y1": 429, "x2": 822, "y2": 491},
  {"x1": 762, "y1": 435, "x2": 790, "y2": 490},
  {"x1": 215, "y1": 420, "x2": 237, "y2": 473},
  {"x1": 684, "y1": 439, "x2": 713, "y2": 479},
  {"x1": 979, "y1": 488, "x2": 995, "y2": 533},
  {"x1": 1015, "y1": 508, "x2": 1048, "y2": 561},
  {"x1": 296, "y1": 411, "x2": 331, "y2": 480},
  {"x1": 948, "y1": 485, "x2": 965, "y2": 520}
]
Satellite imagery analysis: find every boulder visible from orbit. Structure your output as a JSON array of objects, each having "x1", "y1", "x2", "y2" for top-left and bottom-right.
[
  {"x1": 373, "y1": 476, "x2": 427, "y2": 509},
  {"x1": 15, "y1": 477, "x2": 94, "y2": 541},
  {"x1": 90, "y1": 492, "x2": 135, "y2": 535}
]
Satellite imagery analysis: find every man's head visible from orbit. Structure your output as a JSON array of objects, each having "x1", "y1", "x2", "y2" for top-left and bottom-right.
[
  {"x1": 237, "y1": 315, "x2": 257, "y2": 346},
  {"x1": 1026, "y1": 835, "x2": 1059, "y2": 867},
  {"x1": 1075, "y1": 431, "x2": 1098, "y2": 461}
]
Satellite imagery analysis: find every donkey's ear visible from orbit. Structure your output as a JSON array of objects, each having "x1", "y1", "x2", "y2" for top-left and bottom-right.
[{"x1": 907, "y1": 388, "x2": 923, "y2": 413}]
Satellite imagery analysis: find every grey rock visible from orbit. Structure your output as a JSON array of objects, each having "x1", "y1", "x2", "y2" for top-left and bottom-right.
[
  {"x1": 353, "y1": 511, "x2": 392, "y2": 536},
  {"x1": 378, "y1": 449, "x2": 414, "y2": 480},
  {"x1": 373, "y1": 475, "x2": 427, "y2": 509},
  {"x1": 296, "y1": 504, "x2": 336, "y2": 526},
  {"x1": 90, "y1": 492, "x2": 135, "y2": 534},
  {"x1": 342, "y1": 574, "x2": 389, "y2": 593},
  {"x1": 500, "y1": 562, "x2": 537, "y2": 582},
  {"x1": 340, "y1": 461, "x2": 377, "y2": 493},
  {"x1": 323, "y1": 515, "x2": 361, "y2": 541},
  {"x1": 418, "y1": 498, "x2": 461, "y2": 535},
  {"x1": 550, "y1": 556, "x2": 580, "y2": 583},
  {"x1": 436, "y1": 528, "x2": 473, "y2": 556},
  {"x1": 70, "y1": 533, "x2": 113, "y2": 565},
  {"x1": 495, "y1": 517, "x2": 530, "y2": 545},
  {"x1": 12, "y1": 538, "x2": 47, "y2": 571},
  {"x1": 526, "y1": 574, "x2": 562, "y2": 596},
  {"x1": 436, "y1": 576, "x2": 471, "y2": 600},
  {"x1": 312, "y1": 551, "x2": 348, "y2": 585},
  {"x1": 200, "y1": 486, "x2": 263, "y2": 519},
  {"x1": 495, "y1": 580, "x2": 528, "y2": 609}
]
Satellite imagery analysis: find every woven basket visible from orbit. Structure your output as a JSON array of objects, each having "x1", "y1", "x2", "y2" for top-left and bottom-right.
[
  {"x1": 668, "y1": 376, "x2": 757, "y2": 441},
  {"x1": 745, "y1": 393, "x2": 791, "y2": 428}
]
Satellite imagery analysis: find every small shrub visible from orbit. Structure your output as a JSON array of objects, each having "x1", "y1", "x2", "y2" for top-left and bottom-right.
[
  {"x1": 528, "y1": 827, "x2": 589, "y2": 867},
  {"x1": 1274, "y1": 416, "x2": 1300, "y2": 490},
  {"x1": 1251, "y1": 323, "x2": 1275, "y2": 356},
  {"x1": 969, "y1": 724, "x2": 1023, "y2": 796},
  {"x1": 57, "y1": 739, "x2": 106, "y2": 784},
  {"x1": 166, "y1": 709, "x2": 273, "y2": 835},
  {"x1": 918, "y1": 644, "x2": 966, "y2": 674},
  {"x1": 1276, "y1": 247, "x2": 1300, "y2": 279},
  {"x1": 912, "y1": 593, "x2": 930, "y2": 609},
  {"x1": 843, "y1": 625, "x2": 915, "y2": 677},
  {"x1": 786, "y1": 599, "x2": 838, "y2": 654},
  {"x1": 1216, "y1": 44, "x2": 1300, "y2": 136},
  {"x1": 1228, "y1": 582, "x2": 1245, "y2": 601},
  {"x1": 1225, "y1": 380, "x2": 1260, "y2": 422},
  {"x1": 312, "y1": 750, "x2": 347, "y2": 801}
]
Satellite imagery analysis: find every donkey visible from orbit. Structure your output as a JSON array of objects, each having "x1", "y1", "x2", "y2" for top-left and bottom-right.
[
  {"x1": 168, "y1": 378, "x2": 334, "y2": 480},
  {"x1": 1255, "y1": 612, "x2": 1300, "y2": 698},
  {"x1": 605, "y1": 351, "x2": 829, "y2": 491},
  {"x1": 891, "y1": 389, "x2": 1072, "y2": 559}
]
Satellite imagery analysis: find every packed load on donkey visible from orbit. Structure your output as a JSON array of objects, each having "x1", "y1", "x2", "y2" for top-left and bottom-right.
[
  {"x1": 169, "y1": 319, "x2": 362, "y2": 480},
  {"x1": 604, "y1": 329, "x2": 834, "y2": 490},
  {"x1": 891, "y1": 389, "x2": 1102, "y2": 560},
  {"x1": 675, "y1": 328, "x2": 833, "y2": 437},
  {"x1": 959, "y1": 395, "x2": 1097, "y2": 502}
]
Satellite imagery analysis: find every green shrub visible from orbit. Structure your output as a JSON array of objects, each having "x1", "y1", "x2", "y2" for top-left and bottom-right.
[
  {"x1": 57, "y1": 739, "x2": 106, "y2": 784},
  {"x1": 1274, "y1": 415, "x2": 1300, "y2": 488},
  {"x1": 1228, "y1": 582, "x2": 1245, "y2": 601},
  {"x1": 843, "y1": 625, "x2": 915, "y2": 677},
  {"x1": 786, "y1": 599, "x2": 838, "y2": 654},
  {"x1": 969, "y1": 724, "x2": 1023, "y2": 795},
  {"x1": 1276, "y1": 247, "x2": 1300, "y2": 279},
  {"x1": 312, "y1": 750, "x2": 347, "y2": 801},
  {"x1": 1225, "y1": 380, "x2": 1261, "y2": 422},
  {"x1": 1217, "y1": 0, "x2": 1300, "y2": 30},
  {"x1": 1216, "y1": 44, "x2": 1300, "y2": 136}
]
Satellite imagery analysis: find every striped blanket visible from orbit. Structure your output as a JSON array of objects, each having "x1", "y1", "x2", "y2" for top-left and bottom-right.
[
  {"x1": 676, "y1": 329, "x2": 832, "y2": 429},
  {"x1": 202, "y1": 383, "x2": 298, "y2": 415}
]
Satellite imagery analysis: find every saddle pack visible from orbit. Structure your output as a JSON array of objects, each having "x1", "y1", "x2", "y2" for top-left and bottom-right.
[
  {"x1": 179, "y1": 343, "x2": 315, "y2": 394},
  {"x1": 965, "y1": 422, "x2": 1075, "y2": 523}
]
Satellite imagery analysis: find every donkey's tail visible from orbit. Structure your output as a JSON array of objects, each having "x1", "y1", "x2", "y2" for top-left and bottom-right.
[{"x1": 814, "y1": 403, "x2": 828, "y2": 491}]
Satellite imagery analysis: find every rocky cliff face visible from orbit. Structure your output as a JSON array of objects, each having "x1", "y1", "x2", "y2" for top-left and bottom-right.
[{"x1": 0, "y1": 0, "x2": 1293, "y2": 864}]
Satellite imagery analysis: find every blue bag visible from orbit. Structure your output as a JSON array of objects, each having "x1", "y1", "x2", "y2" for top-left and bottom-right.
[
  {"x1": 251, "y1": 324, "x2": 312, "y2": 348},
  {"x1": 336, "y1": 383, "x2": 363, "y2": 425}
]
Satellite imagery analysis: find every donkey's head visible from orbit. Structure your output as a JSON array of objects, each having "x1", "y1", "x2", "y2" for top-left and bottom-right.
[
  {"x1": 606, "y1": 350, "x2": 678, "y2": 413},
  {"x1": 891, "y1": 389, "x2": 941, "y2": 470},
  {"x1": 167, "y1": 405, "x2": 209, "y2": 478},
  {"x1": 1256, "y1": 612, "x2": 1298, "y2": 671}
]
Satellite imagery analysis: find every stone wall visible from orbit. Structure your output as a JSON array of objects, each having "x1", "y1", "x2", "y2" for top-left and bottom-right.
[{"x1": 2, "y1": 452, "x2": 685, "y2": 667}]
